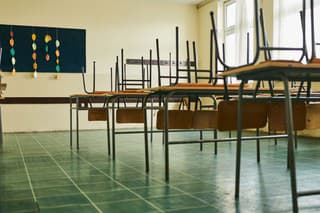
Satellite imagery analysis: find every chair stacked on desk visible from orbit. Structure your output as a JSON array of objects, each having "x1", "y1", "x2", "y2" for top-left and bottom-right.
[
  {"x1": 218, "y1": 0, "x2": 320, "y2": 212},
  {"x1": 155, "y1": 26, "x2": 220, "y2": 152}
]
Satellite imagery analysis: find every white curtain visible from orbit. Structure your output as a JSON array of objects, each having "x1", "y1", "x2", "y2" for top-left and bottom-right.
[
  {"x1": 223, "y1": 0, "x2": 254, "y2": 67},
  {"x1": 274, "y1": 0, "x2": 320, "y2": 60},
  {"x1": 235, "y1": 0, "x2": 254, "y2": 65}
]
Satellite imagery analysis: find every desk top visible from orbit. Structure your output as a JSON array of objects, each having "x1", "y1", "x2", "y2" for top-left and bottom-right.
[
  {"x1": 145, "y1": 84, "x2": 281, "y2": 95},
  {"x1": 220, "y1": 61, "x2": 320, "y2": 81},
  {"x1": 146, "y1": 83, "x2": 249, "y2": 91},
  {"x1": 70, "y1": 90, "x2": 149, "y2": 98}
]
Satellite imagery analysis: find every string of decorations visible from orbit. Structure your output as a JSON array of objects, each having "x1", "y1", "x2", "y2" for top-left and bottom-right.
[
  {"x1": 55, "y1": 29, "x2": 61, "y2": 79},
  {"x1": 31, "y1": 32, "x2": 37, "y2": 78},
  {"x1": 9, "y1": 27, "x2": 16, "y2": 75},
  {"x1": 1, "y1": 24, "x2": 85, "y2": 77},
  {"x1": 44, "y1": 33, "x2": 52, "y2": 62}
]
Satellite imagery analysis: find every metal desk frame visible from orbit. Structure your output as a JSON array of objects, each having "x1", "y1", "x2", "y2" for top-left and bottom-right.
[
  {"x1": 222, "y1": 61, "x2": 320, "y2": 213},
  {"x1": 107, "y1": 92, "x2": 151, "y2": 161},
  {"x1": 69, "y1": 93, "x2": 111, "y2": 153},
  {"x1": 143, "y1": 85, "x2": 287, "y2": 182}
]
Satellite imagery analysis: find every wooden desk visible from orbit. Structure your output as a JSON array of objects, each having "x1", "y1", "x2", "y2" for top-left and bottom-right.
[
  {"x1": 0, "y1": 96, "x2": 74, "y2": 145},
  {"x1": 69, "y1": 91, "x2": 151, "y2": 159},
  {"x1": 143, "y1": 84, "x2": 287, "y2": 181},
  {"x1": 221, "y1": 61, "x2": 320, "y2": 213}
]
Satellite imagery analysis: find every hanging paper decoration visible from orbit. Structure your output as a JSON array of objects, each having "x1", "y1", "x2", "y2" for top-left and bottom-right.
[
  {"x1": 31, "y1": 32, "x2": 37, "y2": 78},
  {"x1": 0, "y1": 24, "x2": 85, "y2": 74},
  {"x1": 9, "y1": 28, "x2": 16, "y2": 75},
  {"x1": 55, "y1": 30, "x2": 61, "y2": 79},
  {"x1": 44, "y1": 34, "x2": 52, "y2": 61}
]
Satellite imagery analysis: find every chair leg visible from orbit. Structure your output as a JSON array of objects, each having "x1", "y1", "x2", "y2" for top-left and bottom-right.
[
  {"x1": 162, "y1": 130, "x2": 165, "y2": 145},
  {"x1": 200, "y1": 130, "x2": 203, "y2": 151},
  {"x1": 214, "y1": 130, "x2": 218, "y2": 155},
  {"x1": 256, "y1": 128, "x2": 260, "y2": 163},
  {"x1": 294, "y1": 130, "x2": 298, "y2": 149}
]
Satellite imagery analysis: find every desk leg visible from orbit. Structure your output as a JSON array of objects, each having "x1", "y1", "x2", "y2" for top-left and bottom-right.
[
  {"x1": 164, "y1": 96, "x2": 169, "y2": 182},
  {"x1": 150, "y1": 99, "x2": 153, "y2": 143},
  {"x1": 143, "y1": 97, "x2": 149, "y2": 173},
  {"x1": 235, "y1": 81, "x2": 245, "y2": 198},
  {"x1": 76, "y1": 97, "x2": 79, "y2": 150},
  {"x1": 106, "y1": 106, "x2": 111, "y2": 156},
  {"x1": 0, "y1": 106, "x2": 3, "y2": 144},
  {"x1": 112, "y1": 100, "x2": 116, "y2": 160},
  {"x1": 256, "y1": 128, "x2": 260, "y2": 163},
  {"x1": 214, "y1": 130, "x2": 218, "y2": 155},
  {"x1": 69, "y1": 98, "x2": 73, "y2": 148},
  {"x1": 283, "y1": 78, "x2": 298, "y2": 213}
]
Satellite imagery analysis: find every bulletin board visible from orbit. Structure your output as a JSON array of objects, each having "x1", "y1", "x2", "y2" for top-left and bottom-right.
[{"x1": 0, "y1": 24, "x2": 86, "y2": 73}]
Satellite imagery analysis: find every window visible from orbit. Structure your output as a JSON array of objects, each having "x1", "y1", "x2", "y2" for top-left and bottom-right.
[
  {"x1": 224, "y1": 0, "x2": 237, "y2": 65},
  {"x1": 274, "y1": 0, "x2": 320, "y2": 60},
  {"x1": 273, "y1": 0, "x2": 304, "y2": 60},
  {"x1": 222, "y1": 0, "x2": 254, "y2": 66}
]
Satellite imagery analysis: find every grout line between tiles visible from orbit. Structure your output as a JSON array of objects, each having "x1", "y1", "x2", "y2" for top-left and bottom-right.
[
  {"x1": 15, "y1": 135, "x2": 40, "y2": 212},
  {"x1": 29, "y1": 134, "x2": 103, "y2": 213},
  {"x1": 49, "y1": 131, "x2": 218, "y2": 208},
  {"x1": 73, "y1": 151, "x2": 165, "y2": 213},
  {"x1": 57, "y1": 133, "x2": 218, "y2": 209}
]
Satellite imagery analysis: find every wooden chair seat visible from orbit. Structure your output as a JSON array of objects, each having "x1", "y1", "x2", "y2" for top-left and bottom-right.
[
  {"x1": 88, "y1": 108, "x2": 108, "y2": 121},
  {"x1": 157, "y1": 110, "x2": 193, "y2": 130},
  {"x1": 268, "y1": 101, "x2": 306, "y2": 131},
  {"x1": 175, "y1": 83, "x2": 212, "y2": 87},
  {"x1": 259, "y1": 60, "x2": 303, "y2": 64},
  {"x1": 93, "y1": 91, "x2": 111, "y2": 94},
  {"x1": 192, "y1": 110, "x2": 218, "y2": 129},
  {"x1": 217, "y1": 100, "x2": 268, "y2": 131},
  {"x1": 116, "y1": 109, "x2": 144, "y2": 123},
  {"x1": 306, "y1": 103, "x2": 320, "y2": 130},
  {"x1": 119, "y1": 90, "x2": 146, "y2": 93}
]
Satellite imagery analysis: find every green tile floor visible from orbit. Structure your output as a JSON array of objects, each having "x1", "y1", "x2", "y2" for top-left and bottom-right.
[{"x1": 1, "y1": 130, "x2": 320, "y2": 212}]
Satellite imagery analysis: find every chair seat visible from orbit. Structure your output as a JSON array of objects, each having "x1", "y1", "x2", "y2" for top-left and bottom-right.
[
  {"x1": 217, "y1": 100, "x2": 268, "y2": 131},
  {"x1": 306, "y1": 103, "x2": 320, "y2": 130},
  {"x1": 268, "y1": 101, "x2": 306, "y2": 131},
  {"x1": 192, "y1": 110, "x2": 218, "y2": 129},
  {"x1": 116, "y1": 109, "x2": 144, "y2": 123},
  {"x1": 157, "y1": 110, "x2": 194, "y2": 130},
  {"x1": 88, "y1": 108, "x2": 108, "y2": 121}
]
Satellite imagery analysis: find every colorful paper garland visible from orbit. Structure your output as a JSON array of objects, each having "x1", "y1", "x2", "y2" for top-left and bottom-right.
[
  {"x1": 31, "y1": 32, "x2": 38, "y2": 78},
  {"x1": 9, "y1": 29, "x2": 16, "y2": 75},
  {"x1": 44, "y1": 34, "x2": 52, "y2": 62}
]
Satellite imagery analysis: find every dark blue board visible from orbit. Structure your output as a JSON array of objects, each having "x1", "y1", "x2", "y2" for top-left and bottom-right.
[{"x1": 0, "y1": 24, "x2": 86, "y2": 73}]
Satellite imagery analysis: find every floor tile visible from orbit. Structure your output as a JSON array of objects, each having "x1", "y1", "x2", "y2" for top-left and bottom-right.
[
  {"x1": 147, "y1": 195, "x2": 207, "y2": 211},
  {"x1": 97, "y1": 199, "x2": 161, "y2": 212},
  {"x1": 0, "y1": 198, "x2": 37, "y2": 212},
  {"x1": 40, "y1": 204, "x2": 96, "y2": 213},
  {"x1": 1, "y1": 130, "x2": 320, "y2": 212},
  {"x1": 87, "y1": 189, "x2": 138, "y2": 203}
]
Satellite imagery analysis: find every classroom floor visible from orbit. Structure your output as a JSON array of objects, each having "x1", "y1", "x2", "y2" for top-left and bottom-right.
[{"x1": 1, "y1": 129, "x2": 320, "y2": 213}]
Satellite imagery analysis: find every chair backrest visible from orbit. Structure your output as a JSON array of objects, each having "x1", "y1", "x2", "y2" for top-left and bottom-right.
[
  {"x1": 156, "y1": 27, "x2": 217, "y2": 87},
  {"x1": 309, "y1": 0, "x2": 320, "y2": 62},
  {"x1": 210, "y1": 0, "x2": 307, "y2": 70},
  {"x1": 175, "y1": 26, "x2": 214, "y2": 85},
  {"x1": 82, "y1": 61, "x2": 109, "y2": 94},
  {"x1": 217, "y1": 100, "x2": 268, "y2": 131},
  {"x1": 268, "y1": 101, "x2": 306, "y2": 131},
  {"x1": 115, "y1": 49, "x2": 152, "y2": 91}
]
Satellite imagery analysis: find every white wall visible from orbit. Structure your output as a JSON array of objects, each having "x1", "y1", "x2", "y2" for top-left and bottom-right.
[
  {"x1": 1, "y1": 0, "x2": 198, "y2": 132},
  {"x1": 197, "y1": 1, "x2": 217, "y2": 70}
]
